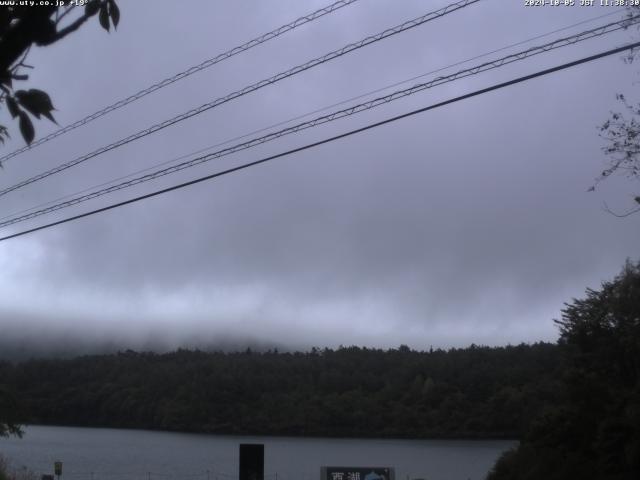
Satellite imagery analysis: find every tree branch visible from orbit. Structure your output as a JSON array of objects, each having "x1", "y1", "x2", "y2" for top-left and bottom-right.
[
  {"x1": 602, "y1": 201, "x2": 640, "y2": 217},
  {"x1": 55, "y1": 5, "x2": 76, "y2": 26},
  {"x1": 10, "y1": 45, "x2": 31, "y2": 73},
  {"x1": 0, "y1": 7, "x2": 56, "y2": 73},
  {"x1": 39, "y1": 11, "x2": 92, "y2": 46}
]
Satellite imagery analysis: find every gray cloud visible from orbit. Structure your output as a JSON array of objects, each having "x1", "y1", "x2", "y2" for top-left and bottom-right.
[{"x1": 1, "y1": 0, "x2": 639, "y2": 354}]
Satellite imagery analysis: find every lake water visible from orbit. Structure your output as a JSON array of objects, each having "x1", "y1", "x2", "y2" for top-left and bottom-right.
[{"x1": 0, "y1": 426, "x2": 515, "y2": 480}]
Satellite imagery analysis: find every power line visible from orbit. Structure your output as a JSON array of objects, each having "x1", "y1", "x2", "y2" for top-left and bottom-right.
[
  {"x1": 0, "y1": 0, "x2": 361, "y2": 165},
  {"x1": 1, "y1": 7, "x2": 625, "y2": 224},
  {"x1": 1, "y1": 15, "x2": 633, "y2": 226},
  {"x1": 1, "y1": 15, "x2": 636, "y2": 229},
  {"x1": 1, "y1": 41, "x2": 637, "y2": 244},
  {"x1": 0, "y1": 0, "x2": 482, "y2": 199}
]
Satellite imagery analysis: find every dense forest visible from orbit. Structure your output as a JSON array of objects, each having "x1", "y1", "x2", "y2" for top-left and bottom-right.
[
  {"x1": 0, "y1": 342, "x2": 561, "y2": 439},
  {"x1": 488, "y1": 260, "x2": 640, "y2": 480}
]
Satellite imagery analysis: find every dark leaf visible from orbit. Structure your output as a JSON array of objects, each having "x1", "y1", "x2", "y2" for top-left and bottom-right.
[
  {"x1": 18, "y1": 111, "x2": 34, "y2": 145},
  {"x1": 0, "y1": 71, "x2": 12, "y2": 88},
  {"x1": 6, "y1": 96, "x2": 20, "y2": 118},
  {"x1": 15, "y1": 89, "x2": 55, "y2": 122},
  {"x1": 99, "y1": 3, "x2": 110, "y2": 31},
  {"x1": 0, "y1": 125, "x2": 8, "y2": 146},
  {"x1": 108, "y1": 0, "x2": 120, "y2": 28},
  {"x1": 15, "y1": 90, "x2": 39, "y2": 118},
  {"x1": 635, "y1": 196, "x2": 640, "y2": 205},
  {"x1": 41, "y1": 109, "x2": 56, "y2": 124},
  {"x1": 28, "y1": 89, "x2": 54, "y2": 112},
  {"x1": 33, "y1": 18, "x2": 57, "y2": 46},
  {"x1": 85, "y1": 0, "x2": 100, "y2": 16}
]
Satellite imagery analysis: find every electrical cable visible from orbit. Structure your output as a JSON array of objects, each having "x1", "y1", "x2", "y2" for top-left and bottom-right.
[
  {"x1": 1, "y1": 15, "x2": 636, "y2": 229},
  {"x1": 0, "y1": 0, "x2": 361, "y2": 164},
  {"x1": 0, "y1": 0, "x2": 482, "y2": 198},
  {"x1": 0, "y1": 6, "x2": 626, "y2": 223},
  {"x1": 1, "y1": 40, "x2": 637, "y2": 243}
]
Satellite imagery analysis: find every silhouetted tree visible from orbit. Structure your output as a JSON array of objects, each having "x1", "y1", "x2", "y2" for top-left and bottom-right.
[
  {"x1": 0, "y1": 383, "x2": 22, "y2": 438},
  {"x1": 0, "y1": 0, "x2": 119, "y2": 147},
  {"x1": 0, "y1": 0, "x2": 119, "y2": 435},
  {"x1": 591, "y1": 7, "x2": 640, "y2": 216},
  {"x1": 488, "y1": 260, "x2": 640, "y2": 480}
]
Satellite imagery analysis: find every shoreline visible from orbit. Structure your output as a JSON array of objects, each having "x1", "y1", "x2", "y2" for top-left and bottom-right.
[{"x1": 14, "y1": 423, "x2": 520, "y2": 443}]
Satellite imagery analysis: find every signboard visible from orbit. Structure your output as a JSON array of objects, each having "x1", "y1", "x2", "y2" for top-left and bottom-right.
[
  {"x1": 239, "y1": 444, "x2": 264, "y2": 480},
  {"x1": 321, "y1": 467, "x2": 394, "y2": 480},
  {"x1": 54, "y1": 462, "x2": 62, "y2": 476}
]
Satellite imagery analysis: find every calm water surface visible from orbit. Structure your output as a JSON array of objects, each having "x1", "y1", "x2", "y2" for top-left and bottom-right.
[{"x1": 0, "y1": 426, "x2": 515, "y2": 480}]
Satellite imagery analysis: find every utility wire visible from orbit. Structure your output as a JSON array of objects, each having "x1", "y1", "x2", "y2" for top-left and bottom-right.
[
  {"x1": 0, "y1": 15, "x2": 636, "y2": 229},
  {"x1": 1, "y1": 41, "x2": 637, "y2": 244},
  {"x1": 0, "y1": 0, "x2": 481, "y2": 199},
  {"x1": 0, "y1": 0, "x2": 361, "y2": 164},
  {"x1": 0, "y1": 7, "x2": 625, "y2": 223}
]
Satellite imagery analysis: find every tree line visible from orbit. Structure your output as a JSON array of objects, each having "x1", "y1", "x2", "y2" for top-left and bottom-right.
[{"x1": 0, "y1": 342, "x2": 562, "y2": 439}]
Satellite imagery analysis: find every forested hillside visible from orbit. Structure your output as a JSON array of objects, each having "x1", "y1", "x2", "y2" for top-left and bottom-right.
[
  {"x1": 488, "y1": 260, "x2": 640, "y2": 479},
  {"x1": 0, "y1": 342, "x2": 562, "y2": 438}
]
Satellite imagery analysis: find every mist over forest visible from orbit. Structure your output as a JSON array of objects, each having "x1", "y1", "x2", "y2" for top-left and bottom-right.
[{"x1": 0, "y1": 322, "x2": 287, "y2": 362}]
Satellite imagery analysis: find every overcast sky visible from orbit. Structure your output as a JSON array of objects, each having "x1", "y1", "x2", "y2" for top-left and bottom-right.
[{"x1": 0, "y1": 0, "x2": 639, "y2": 354}]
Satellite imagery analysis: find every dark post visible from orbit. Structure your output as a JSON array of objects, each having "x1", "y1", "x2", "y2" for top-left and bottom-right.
[{"x1": 239, "y1": 444, "x2": 264, "y2": 480}]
